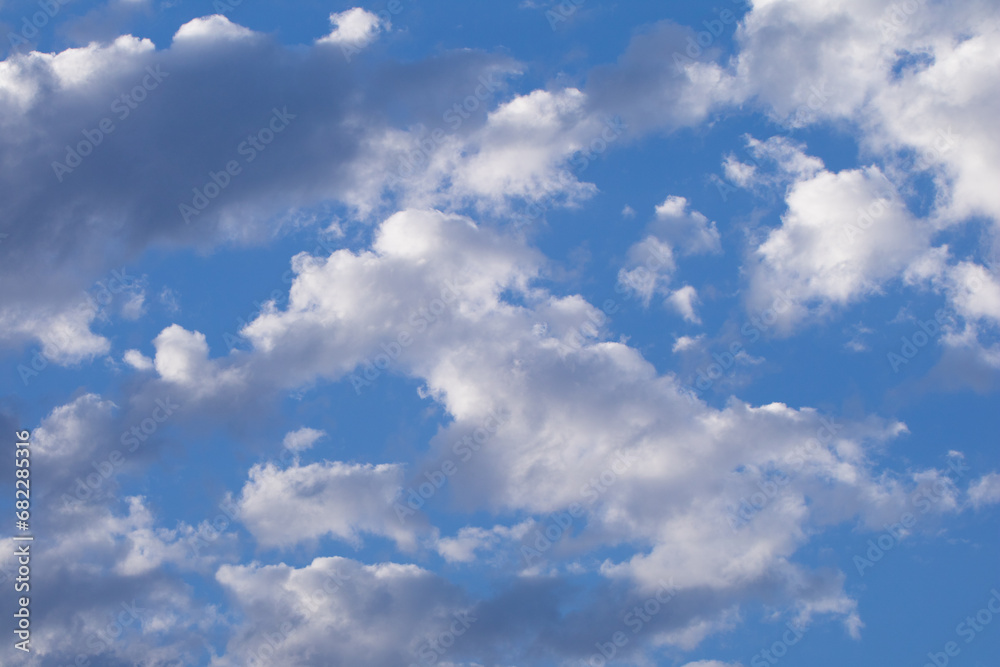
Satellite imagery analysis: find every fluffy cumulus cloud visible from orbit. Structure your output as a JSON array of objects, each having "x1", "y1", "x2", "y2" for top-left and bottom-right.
[
  {"x1": 317, "y1": 8, "x2": 388, "y2": 49},
  {"x1": 617, "y1": 195, "x2": 719, "y2": 314},
  {"x1": 653, "y1": 195, "x2": 722, "y2": 256},
  {"x1": 138, "y1": 207, "x2": 974, "y2": 660},
  {"x1": 747, "y1": 158, "x2": 930, "y2": 330},
  {"x1": 236, "y1": 460, "x2": 419, "y2": 550},
  {"x1": 2, "y1": 1, "x2": 999, "y2": 665},
  {"x1": 726, "y1": 0, "x2": 1000, "y2": 345},
  {"x1": 0, "y1": 14, "x2": 519, "y2": 362}
]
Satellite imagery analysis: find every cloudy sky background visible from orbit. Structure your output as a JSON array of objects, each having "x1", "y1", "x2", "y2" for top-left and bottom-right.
[{"x1": 1, "y1": 0, "x2": 999, "y2": 665}]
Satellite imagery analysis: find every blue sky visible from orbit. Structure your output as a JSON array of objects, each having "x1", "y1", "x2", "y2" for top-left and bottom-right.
[{"x1": 1, "y1": 0, "x2": 999, "y2": 665}]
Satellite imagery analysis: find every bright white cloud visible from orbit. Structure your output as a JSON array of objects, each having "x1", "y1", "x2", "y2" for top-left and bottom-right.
[
  {"x1": 317, "y1": 8, "x2": 388, "y2": 47},
  {"x1": 668, "y1": 285, "x2": 702, "y2": 323},
  {"x1": 123, "y1": 348, "x2": 154, "y2": 371},
  {"x1": 173, "y1": 15, "x2": 256, "y2": 43},
  {"x1": 748, "y1": 161, "x2": 930, "y2": 331},
  {"x1": 653, "y1": 195, "x2": 722, "y2": 255},
  {"x1": 236, "y1": 460, "x2": 419, "y2": 550}
]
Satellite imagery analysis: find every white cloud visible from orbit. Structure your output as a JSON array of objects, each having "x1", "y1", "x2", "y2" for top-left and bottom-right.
[
  {"x1": 945, "y1": 262, "x2": 1000, "y2": 325},
  {"x1": 668, "y1": 285, "x2": 702, "y2": 323},
  {"x1": 435, "y1": 522, "x2": 532, "y2": 563},
  {"x1": 616, "y1": 196, "x2": 715, "y2": 316},
  {"x1": 586, "y1": 20, "x2": 739, "y2": 134},
  {"x1": 124, "y1": 348, "x2": 154, "y2": 371},
  {"x1": 282, "y1": 427, "x2": 326, "y2": 452},
  {"x1": 0, "y1": 21, "x2": 521, "y2": 366},
  {"x1": 159, "y1": 287, "x2": 181, "y2": 313},
  {"x1": 33, "y1": 393, "x2": 116, "y2": 464},
  {"x1": 9, "y1": 6, "x2": 1000, "y2": 661},
  {"x1": 317, "y1": 8, "x2": 388, "y2": 47},
  {"x1": 173, "y1": 15, "x2": 256, "y2": 43},
  {"x1": 236, "y1": 460, "x2": 419, "y2": 550},
  {"x1": 617, "y1": 236, "x2": 676, "y2": 307},
  {"x1": 133, "y1": 207, "x2": 976, "y2": 650},
  {"x1": 653, "y1": 195, "x2": 722, "y2": 255},
  {"x1": 406, "y1": 87, "x2": 610, "y2": 212},
  {"x1": 213, "y1": 557, "x2": 472, "y2": 667},
  {"x1": 121, "y1": 288, "x2": 146, "y2": 320},
  {"x1": 969, "y1": 473, "x2": 1000, "y2": 509},
  {"x1": 725, "y1": 136, "x2": 825, "y2": 193},
  {"x1": 1, "y1": 300, "x2": 110, "y2": 364},
  {"x1": 748, "y1": 161, "x2": 930, "y2": 331},
  {"x1": 153, "y1": 324, "x2": 245, "y2": 396},
  {"x1": 673, "y1": 334, "x2": 705, "y2": 353}
]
